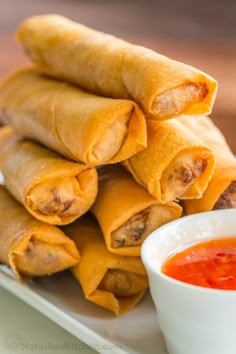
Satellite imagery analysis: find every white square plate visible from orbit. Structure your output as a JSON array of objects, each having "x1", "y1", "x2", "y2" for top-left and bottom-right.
[{"x1": 0, "y1": 266, "x2": 167, "y2": 354}]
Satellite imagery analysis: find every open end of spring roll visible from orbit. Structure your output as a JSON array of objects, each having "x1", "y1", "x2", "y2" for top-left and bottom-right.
[
  {"x1": 64, "y1": 216, "x2": 148, "y2": 315},
  {"x1": 25, "y1": 167, "x2": 97, "y2": 224},
  {"x1": 12, "y1": 237, "x2": 78, "y2": 277},
  {"x1": 0, "y1": 126, "x2": 98, "y2": 225},
  {"x1": 122, "y1": 119, "x2": 215, "y2": 203},
  {"x1": 179, "y1": 116, "x2": 236, "y2": 214},
  {"x1": 213, "y1": 181, "x2": 236, "y2": 210},
  {"x1": 98, "y1": 269, "x2": 148, "y2": 297},
  {"x1": 111, "y1": 203, "x2": 181, "y2": 248},
  {"x1": 152, "y1": 82, "x2": 209, "y2": 119},
  {"x1": 27, "y1": 177, "x2": 86, "y2": 216},
  {"x1": 0, "y1": 69, "x2": 147, "y2": 166},
  {"x1": 182, "y1": 165, "x2": 236, "y2": 214},
  {"x1": 91, "y1": 165, "x2": 182, "y2": 255},
  {"x1": 16, "y1": 14, "x2": 217, "y2": 119},
  {"x1": 161, "y1": 148, "x2": 213, "y2": 201},
  {"x1": 0, "y1": 186, "x2": 80, "y2": 281}
]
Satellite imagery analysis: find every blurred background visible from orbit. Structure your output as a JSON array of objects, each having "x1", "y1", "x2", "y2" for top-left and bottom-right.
[{"x1": 0, "y1": 0, "x2": 235, "y2": 150}]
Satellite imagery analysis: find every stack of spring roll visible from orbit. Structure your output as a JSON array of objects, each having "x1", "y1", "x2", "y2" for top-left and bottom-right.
[{"x1": 0, "y1": 14, "x2": 234, "y2": 315}]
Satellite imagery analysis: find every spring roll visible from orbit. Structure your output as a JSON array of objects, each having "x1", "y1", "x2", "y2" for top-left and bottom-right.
[
  {"x1": 0, "y1": 68, "x2": 146, "y2": 166},
  {"x1": 63, "y1": 215, "x2": 148, "y2": 315},
  {"x1": 122, "y1": 119, "x2": 215, "y2": 203},
  {"x1": 0, "y1": 126, "x2": 98, "y2": 225},
  {"x1": 178, "y1": 115, "x2": 236, "y2": 214},
  {"x1": 91, "y1": 165, "x2": 182, "y2": 256},
  {"x1": 0, "y1": 186, "x2": 80, "y2": 281},
  {"x1": 16, "y1": 14, "x2": 217, "y2": 120}
]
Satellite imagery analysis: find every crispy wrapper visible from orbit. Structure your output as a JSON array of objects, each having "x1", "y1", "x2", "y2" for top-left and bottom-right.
[
  {"x1": 179, "y1": 115, "x2": 236, "y2": 213},
  {"x1": 91, "y1": 165, "x2": 182, "y2": 256},
  {"x1": 16, "y1": 14, "x2": 217, "y2": 120},
  {"x1": 122, "y1": 119, "x2": 215, "y2": 203},
  {"x1": 0, "y1": 68, "x2": 146, "y2": 166},
  {"x1": 0, "y1": 186, "x2": 80, "y2": 281},
  {"x1": 63, "y1": 215, "x2": 148, "y2": 315},
  {"x1": 0, "y1": 126, "x2": 98, "y2": 225}
]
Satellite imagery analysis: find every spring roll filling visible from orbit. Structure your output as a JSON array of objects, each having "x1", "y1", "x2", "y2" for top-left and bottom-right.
[
  {"x1": 26, "y1": 174, "x2": 90, "y2": 217},
  {"x1": 98, "y1": 269, "x2": 148, "y2": 297},
  {"x1": 152, "y1": 82, "x2": 208, "y2": 118},
  {"x1": 91, "y1": 113, "x2": 129, "y2": 162},
  {"x1": 13, "y1": 238, "x2": 77, "y2": 276},
  {"x1": 111, "y1": 204, "x2": 176, "y2": 248},
  {"x1": 214, "y1": 182, "x2": 236, "y2": 210},
  {"x1": 162, "y1": 153, "x2": 208, "y2": 201}
]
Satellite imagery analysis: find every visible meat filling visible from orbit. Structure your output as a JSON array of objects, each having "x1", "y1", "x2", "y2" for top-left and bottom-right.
[
  {"x1": 111, "y1": 211, "x2": 148, "y2": 248},
  {"x1": 153, "y1": 82, "x2": 208, "y2": 119},
  {"x1": 214, "y1": 182, "x2": 236, "y2": 210},
  {"x1": 98, "y1": 269, "x2": 148, "y2": 297},
  {"x1": 111, "y1": 204, "x2": 179, "y2": 248},
  {"x1": 27, "y1": 177, "x2": 81, "y2": 216},
  {"x1": 180, "y1": 158, "x2": 208, "y2": 186},
  {"x1": 164, "y1": 157, "x2": 208, "y2": 200}
]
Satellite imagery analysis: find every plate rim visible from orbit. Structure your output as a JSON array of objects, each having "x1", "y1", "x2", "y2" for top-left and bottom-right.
[{"x1": 0, "y1": 269, "x2": 129, "y2": 354}]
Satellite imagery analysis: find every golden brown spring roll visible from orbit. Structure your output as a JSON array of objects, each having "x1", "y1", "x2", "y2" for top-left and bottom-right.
[
  {"x1": 178, "y1": 115, "x2": 236, "y2": 214},
  {"x1": 0, "y1": 68, "x2": 146, "y2": 166},
  {"x1": 0, "y1": 126, "x2": 98, "y2": 225},
  {"x1": 0, "y1": 186, "x2": 80, "y2": 281},
  {"x1": 63, "y1": 216, "x2": 148, "y2": 315},
  {"x1": 122, "y1": 119, "x2": 215, "y2": 203},
  {"x1": 91, "y1": 165, "x2": 182, "y2": 256},
  {"x1": 16, "y1": 14, "x2": 217, "y2": 119}
]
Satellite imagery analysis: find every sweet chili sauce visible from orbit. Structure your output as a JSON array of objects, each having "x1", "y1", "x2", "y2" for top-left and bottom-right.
[{"x1": 162, "y1": 238, "x2": 236, "y2": 290}]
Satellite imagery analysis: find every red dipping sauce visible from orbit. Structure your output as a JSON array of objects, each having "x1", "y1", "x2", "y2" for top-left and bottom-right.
[{"x1": 162, "y1": 238, "x2": 236, "y2": 290}]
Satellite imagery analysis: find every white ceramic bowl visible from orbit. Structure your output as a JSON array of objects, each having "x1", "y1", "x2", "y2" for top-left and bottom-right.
[{"x1": 141, "y1": 209, "x2": 236, "y2": 354}]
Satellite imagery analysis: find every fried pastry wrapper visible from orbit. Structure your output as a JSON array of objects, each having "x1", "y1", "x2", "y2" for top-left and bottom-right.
[
  {"x1": 0, "y1": 126, "x2": 98, "y2": 225},
  {"x1": 63, "y1": 216, "x2": 148, "y2": 315},
  {"x1": 0, "y1": 186, "x2": 80, "y2": 281},
  {"x1": 178, "y1": 115, "x2": 236, "y2": 213},
  {"x1": 0, "y1": 68, "x2": 146, "y2": 166},
  {"x1": 122, "y1": 119, "x2": 215, "y2": 203},
  {"x1": 16, "y1": 15, "x2": 217, "y2": 119},
  {"x1": 91, "y1": 165, "x2": 182, "y2": 256}
]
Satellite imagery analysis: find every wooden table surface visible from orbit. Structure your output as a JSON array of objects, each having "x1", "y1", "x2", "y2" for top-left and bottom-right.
[{"x1": 1, "y1": 0, "x2": 235, "y2": 151}]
